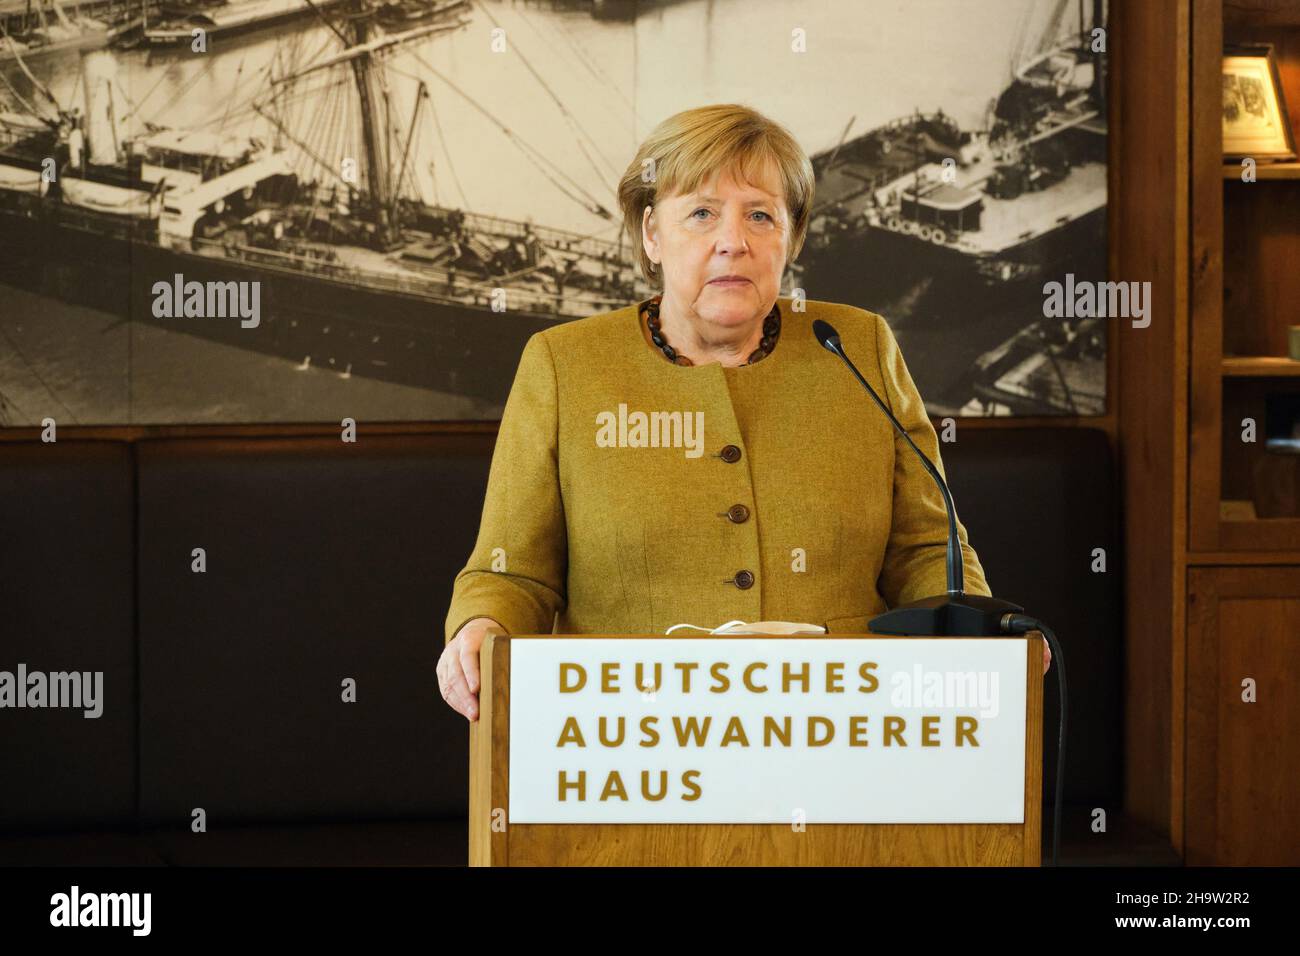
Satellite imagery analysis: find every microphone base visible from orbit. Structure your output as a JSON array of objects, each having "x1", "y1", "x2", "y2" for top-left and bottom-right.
[{"x1": 868, "y1": 592, "x2": 1025, "y2": 636}]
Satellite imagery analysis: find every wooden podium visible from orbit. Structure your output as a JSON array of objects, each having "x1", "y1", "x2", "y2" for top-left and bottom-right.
[{"x1": 469, "y1": 632, "x2": 1043, "y2": 866}]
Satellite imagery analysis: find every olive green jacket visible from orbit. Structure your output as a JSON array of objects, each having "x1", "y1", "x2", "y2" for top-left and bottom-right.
[{"x1": 444, "y1": 296, "x2": 991, "y2": 643}]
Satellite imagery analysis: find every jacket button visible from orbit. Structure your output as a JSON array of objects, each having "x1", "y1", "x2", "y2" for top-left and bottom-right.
[
  {"x1": 733, "y1": 569, "x2": 755, "y2": 589},
  {"x1": 726, "y1": 504, "x2": 750, "y2": 523},
  {"x1": 720, "y1": 444, "x2": 742, "y2": 463}
]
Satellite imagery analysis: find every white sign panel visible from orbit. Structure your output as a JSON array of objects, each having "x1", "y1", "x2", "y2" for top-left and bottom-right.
[{"x1": 508, "y1": 638, "x2": 1028, "y2": 824}]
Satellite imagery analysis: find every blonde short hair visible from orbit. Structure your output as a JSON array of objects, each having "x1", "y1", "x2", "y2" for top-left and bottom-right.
[{"x1": 617, "y1": 104, "x2": 816, "y2": 285}]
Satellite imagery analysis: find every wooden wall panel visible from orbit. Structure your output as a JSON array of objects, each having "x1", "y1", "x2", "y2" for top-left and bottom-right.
[{"x1": 1117, "y1": 0, "x2": 1191, "y2": 850}]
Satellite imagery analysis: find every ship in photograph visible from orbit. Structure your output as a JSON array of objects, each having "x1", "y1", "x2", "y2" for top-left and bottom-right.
[
  {"x1": 374, "y1": 0, "x2": 463, "y2": 30},
  {"x1": 803, "y1": 0, "x2": 1107, "y2": 414},
  {"x1": 968, "y1": 312, "x2": 1105, "y2": 415},
  {"x1": 0, "y1": 0, "x2": 658, "y2": 405},
  {"x1": 140, "y1": 0, "x2": 352, "y2": 47},
  {"x1": 0, "y1": 0, "x2": 141, "y2": 62}
]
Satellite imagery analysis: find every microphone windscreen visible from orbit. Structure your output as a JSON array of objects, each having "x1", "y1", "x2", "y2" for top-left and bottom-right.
[{"x1": 812, "y1": 319, "x2": 841, "y2": 351}]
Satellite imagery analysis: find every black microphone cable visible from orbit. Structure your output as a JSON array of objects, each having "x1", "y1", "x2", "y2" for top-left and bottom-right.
[{"x1": 1000, "y1": 613, "x2": 1067, "y2": 868}]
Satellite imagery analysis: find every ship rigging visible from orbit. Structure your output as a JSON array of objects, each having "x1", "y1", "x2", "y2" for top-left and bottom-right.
[{"x1": 0, "y1": 0, "x2": 659, "y2": 402}]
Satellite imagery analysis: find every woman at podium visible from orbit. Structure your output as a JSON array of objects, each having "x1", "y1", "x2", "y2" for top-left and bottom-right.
[{"x1": 438, "y1": 103, "x2": 1006, "y2": 721}]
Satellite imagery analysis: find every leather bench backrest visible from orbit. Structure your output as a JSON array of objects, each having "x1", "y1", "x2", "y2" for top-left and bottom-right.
[
  {"x1": 945, "y1": 426, "x2": 1122, "y2": 805},
  {"x1": 0, "y1": 441, "x2": 137, "y2": 831},
  {"x1": 1, "y1": 425, "x2": 1121, "y2": 833},
  {"x1": 135, "y1": 435, "x2": 491, "y2": 826}
]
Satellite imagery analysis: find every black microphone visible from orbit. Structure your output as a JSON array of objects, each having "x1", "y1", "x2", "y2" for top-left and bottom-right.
[{"x1": 813, "y1": 319, "x2": 1023, "y2": 636}]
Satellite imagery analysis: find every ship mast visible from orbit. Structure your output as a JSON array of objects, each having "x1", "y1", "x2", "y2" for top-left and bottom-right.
[
  {"x1": 1089, "y1": 0, "x2": 1105, "y2": 111},
  {"x1": 348, "y1": 16, "x2": 395, "y2": 247},
  {"x1": 273, "y1": 8, "x2": 464, "y2": 251}
]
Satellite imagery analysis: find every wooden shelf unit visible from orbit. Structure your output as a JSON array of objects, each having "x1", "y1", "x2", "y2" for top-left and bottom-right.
[
  {"x1": 1181, "y1": 0, "x2": 1300, "y2": 865},
  {"x1": 1191, "y1": 0, "x2": 1300, "y2": 549},
  {"x1": 1119, "y1": 0, "x2": 1299, "y2": 868}
]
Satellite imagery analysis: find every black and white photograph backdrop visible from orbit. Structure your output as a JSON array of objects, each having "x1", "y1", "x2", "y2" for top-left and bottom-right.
[{"x1": 0, "y1": 0, "x2": 1108, "y2": 425}]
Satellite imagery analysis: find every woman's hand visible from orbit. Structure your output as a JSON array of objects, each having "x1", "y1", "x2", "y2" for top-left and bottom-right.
[
  {"x1": 438, "y1": 617, "x2": 506, "y2": 721},
  {"x1": 1043, "y1": 639, "x2": 1052, "y2": 676}
]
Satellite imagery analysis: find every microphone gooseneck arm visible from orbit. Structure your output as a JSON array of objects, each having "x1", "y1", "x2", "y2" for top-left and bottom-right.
[
  {"x1": 813, "y1": 318, "x2": 1066, "y2": 867},
  {"x1": 814, "y1": 322, "x2": 963, "y2": 594}
]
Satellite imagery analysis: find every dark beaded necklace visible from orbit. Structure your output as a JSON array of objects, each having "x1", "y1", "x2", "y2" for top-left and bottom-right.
[{"x1": 641, "y1": 294, "x2": 781, "y2": 366}]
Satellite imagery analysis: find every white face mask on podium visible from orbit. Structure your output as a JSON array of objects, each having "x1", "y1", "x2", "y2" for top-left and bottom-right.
[{"x1": 665, "y1": 620, "x2": 827, "y2": 635}]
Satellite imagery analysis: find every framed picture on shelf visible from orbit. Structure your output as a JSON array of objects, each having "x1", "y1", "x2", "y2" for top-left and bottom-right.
[{"x1": 1222, "y1": 43, "x2": 1297, "y2": 161}]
